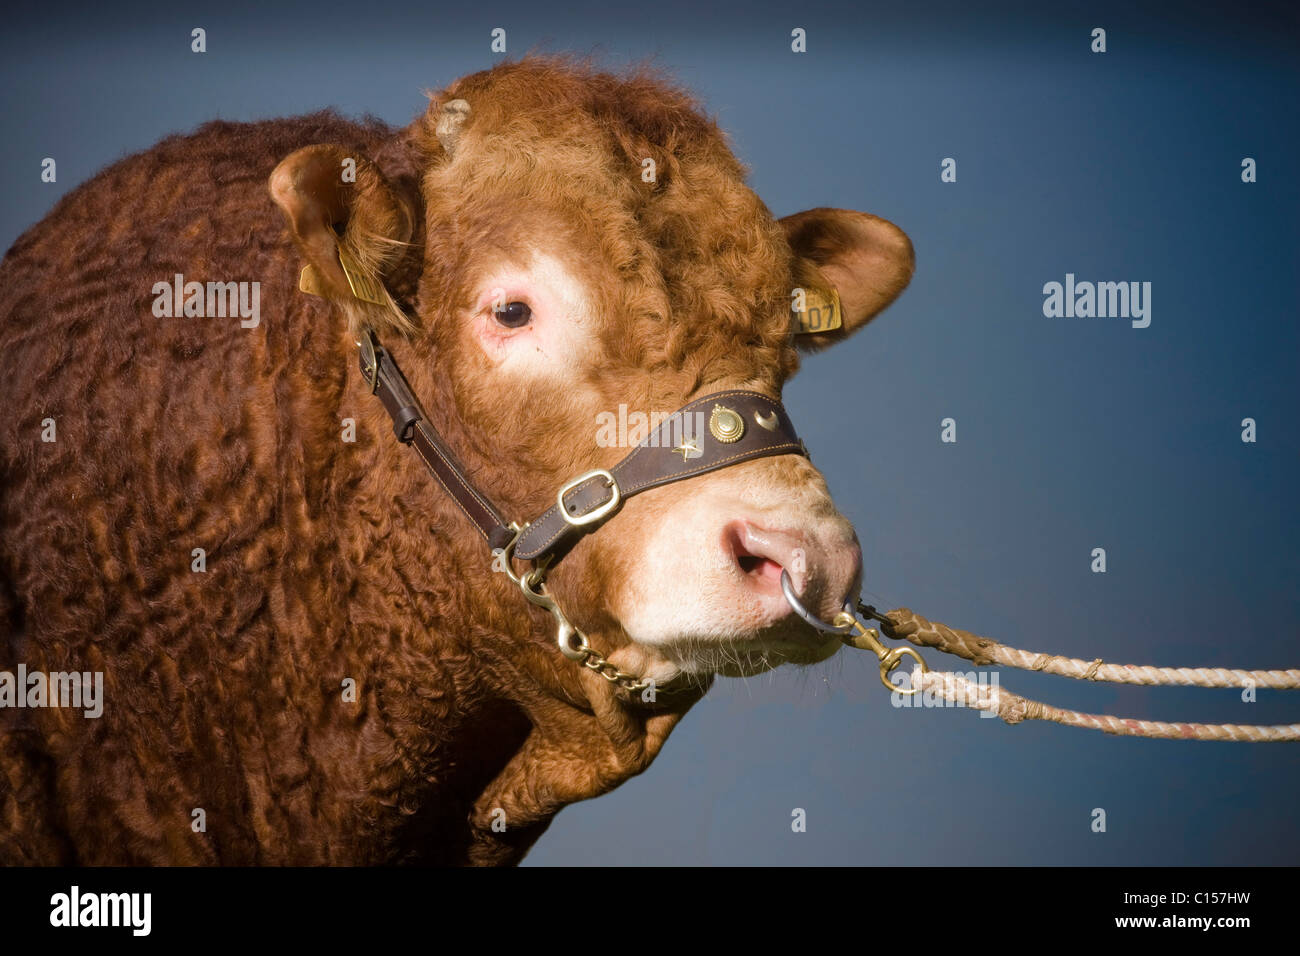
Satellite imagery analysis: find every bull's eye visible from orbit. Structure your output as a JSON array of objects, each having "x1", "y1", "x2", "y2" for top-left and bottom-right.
[{"x1": 494, "y1": 301, "x2": 532, "y2": 329}]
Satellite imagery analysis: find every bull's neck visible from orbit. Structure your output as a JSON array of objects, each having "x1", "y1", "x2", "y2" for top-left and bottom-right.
[
  {"x1": 339, "y1": 337, "x2": 705, "y2": 862},
  {"x1": 343, "y1": 336, "x2": 540, "y2": 667}
]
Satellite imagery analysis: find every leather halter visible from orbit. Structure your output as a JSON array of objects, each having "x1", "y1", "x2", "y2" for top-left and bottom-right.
[{"x1": 357, "y1": 328, "x2": 808, "y2": 568}]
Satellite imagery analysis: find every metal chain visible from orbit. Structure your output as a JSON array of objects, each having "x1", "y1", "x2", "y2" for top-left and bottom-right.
[
  {"x1": 575, "y1": 646, "x2": 653, "y2": 693},
  {"x1": 857, "y1": 600, "x2": 897, "y2": 629},
  {"x1": 497, "y1": 525, "x2": 653, "y2": 694}
]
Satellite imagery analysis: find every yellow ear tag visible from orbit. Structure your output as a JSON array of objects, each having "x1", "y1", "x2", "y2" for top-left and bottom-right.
[
  {"x1": 297, "y1": 251, "x2": 386, "y2": 305},
  {"x1": 794, "y1": 286, "x2": 843, "y2": 334},
  {"x1": 337, "y1": 247, "x2": 387, "y2": 306},
  {"x1": 299, "y1": 264, "x2": 328, "y2": 298}
]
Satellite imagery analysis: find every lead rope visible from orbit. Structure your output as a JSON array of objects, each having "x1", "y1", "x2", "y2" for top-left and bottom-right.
[
  {"x1": 849, "y1": 603, "x2": 1300, "y2": 741},
  {"x1": 908, "y1": 671, "x2": 1299, "y2": 741},
  {"x1": 778, "y1": 572, "x2": 1298, "y2": 742},
  {"x1": 858, "y1": 603, "x2": 1300, "y2": 690}
]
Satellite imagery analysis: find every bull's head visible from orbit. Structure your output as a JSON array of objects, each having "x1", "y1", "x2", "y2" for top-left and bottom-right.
[{"x1": 269, "y1": 60, "x2": 913, "y2": 695}]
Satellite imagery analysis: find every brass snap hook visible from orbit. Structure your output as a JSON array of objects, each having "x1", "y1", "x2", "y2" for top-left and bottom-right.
[{"x1": 832, "y1": 609, "x2": 928, "y2": 695}]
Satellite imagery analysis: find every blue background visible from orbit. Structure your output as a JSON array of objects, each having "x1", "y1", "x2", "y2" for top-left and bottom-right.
[{"x1": 3, "y1": 0, "x2": 1296, "y2": 865}]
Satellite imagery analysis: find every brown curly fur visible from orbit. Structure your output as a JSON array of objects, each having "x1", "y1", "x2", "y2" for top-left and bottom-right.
[{"x1": 0, "y1": 57, "x2": 900, "y2": 865}]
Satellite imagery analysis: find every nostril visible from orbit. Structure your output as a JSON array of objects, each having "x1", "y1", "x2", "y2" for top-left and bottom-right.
[
  {"x1": 718, "y1": 517, "x2": 860, "y2": 622},
  {"x1": 725, "y1": 520, "x2": 792, "y2": 588},
  {"x1": 734, "y1": 546, "x2": 783, "y2": 584}
]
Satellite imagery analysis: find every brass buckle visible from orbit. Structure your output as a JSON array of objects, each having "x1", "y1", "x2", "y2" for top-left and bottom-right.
[
  {"x1": 557, "y1": 469, "x2": 620, "y2": 527},
  {"x1": 357, "y1": 329, "x2": 380, "y2": 395}
]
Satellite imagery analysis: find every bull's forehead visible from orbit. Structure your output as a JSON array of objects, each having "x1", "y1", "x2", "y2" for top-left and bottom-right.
[{"x1": 417, "y1": 64, "x2": 798, "y2": 387}]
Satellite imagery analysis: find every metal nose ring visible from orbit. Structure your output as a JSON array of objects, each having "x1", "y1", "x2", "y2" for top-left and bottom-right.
[{"x1": 780, "y1": 569, "x2": 854, "y2": 634}]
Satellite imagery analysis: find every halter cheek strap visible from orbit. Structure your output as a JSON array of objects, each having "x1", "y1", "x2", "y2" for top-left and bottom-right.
[{"x1": 360, "y1": 332, "x2": 516, "y2": 550}]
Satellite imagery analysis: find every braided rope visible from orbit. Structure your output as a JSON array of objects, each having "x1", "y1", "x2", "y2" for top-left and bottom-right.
[
  {"x1": 871, "y1": 606, "x2": 1300, "y2": 690},
  {"x1": 918, "y1": 670, "x2": 1300, "y2": 742}
]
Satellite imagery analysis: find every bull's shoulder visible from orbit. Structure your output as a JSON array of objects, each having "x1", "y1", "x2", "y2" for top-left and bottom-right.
[
  {"x1": 0, "y1": 109, "x2": 389, "y2": 400},
  {"x1": 8, "y1": 110, "x2": 393, "y2": 249},
  {"x1": 0, "y1": 110, "x2": 382, "y2": 593},
  {"x1": 0, "y1": 110, "x2": 396, "y2": 323}
]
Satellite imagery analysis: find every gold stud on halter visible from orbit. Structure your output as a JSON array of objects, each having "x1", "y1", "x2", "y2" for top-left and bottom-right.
[{"x1": 709, "y1": 404, "x2": 744, "y2": 443}]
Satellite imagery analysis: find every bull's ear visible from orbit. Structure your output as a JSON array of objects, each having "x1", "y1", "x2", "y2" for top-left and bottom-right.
[
  {"x1": 269, "y1": 144, "x2": 416, "y2": 336},
  {"x1": 780, "y1": 207, "x2": 914, "y2": 352}
]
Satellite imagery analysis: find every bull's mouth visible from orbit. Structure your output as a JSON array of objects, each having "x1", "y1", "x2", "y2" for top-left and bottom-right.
[
  {"x1": 722, "y1": 628, "x2": 844, "y2": 677},
  {"x1": 633, "y1": 614, "x2": 845, "y2": 680},
  {"x1": 674, "y1": 631, "x2": 843, "y2": 679}
]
